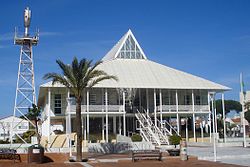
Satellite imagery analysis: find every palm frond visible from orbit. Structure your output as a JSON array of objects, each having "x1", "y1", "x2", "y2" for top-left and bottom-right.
[
  {"x1": 43, "y1": 73, "x2": 70, "y2": 87},
  {"x1": 56, "y1": 60, "x2": 77, "y2": 87},
  {"x1": 88, "y1": 75, "x2": 118, "y2": 88}
]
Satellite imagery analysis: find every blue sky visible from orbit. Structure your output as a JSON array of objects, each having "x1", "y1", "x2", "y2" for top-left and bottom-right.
[{"x1": 0, "y1": 0, "x2": 250, "y2": 117}]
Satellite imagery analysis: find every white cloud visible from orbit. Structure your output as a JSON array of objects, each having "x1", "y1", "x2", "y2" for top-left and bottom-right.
[
  {"x1": 0, "y1": 32, "x2": 13, "y2": 41},
  {"x1": 39, "y1": 31, "x2": 62, "y2": 37}
]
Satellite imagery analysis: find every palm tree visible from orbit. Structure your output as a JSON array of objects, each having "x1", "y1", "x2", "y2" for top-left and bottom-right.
[{"x1": 43, "y1": 57, "x2": 117, "y2": 162}]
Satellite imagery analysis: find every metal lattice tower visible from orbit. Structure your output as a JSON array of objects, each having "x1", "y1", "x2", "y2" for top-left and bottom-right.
[{"x1": 11, "y1": 7, "x2": 39, "y2": 144}]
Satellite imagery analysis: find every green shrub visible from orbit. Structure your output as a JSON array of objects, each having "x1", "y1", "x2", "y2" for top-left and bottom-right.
[
  {"x1": 0, "y1": 140, "x2": 10, "y2": 144},
  {"x1": 131, "y1": 134, "x2": 142, "y2": 142},
  {"x1": 169, "y1": 134, "x2": 182, "y2": 146},
  {"x1": 89, "y1": 134, "x2": 98, "y2": 143},
  {"x1": 14, "y1": 130, "x2": 35, "y2": 143}
]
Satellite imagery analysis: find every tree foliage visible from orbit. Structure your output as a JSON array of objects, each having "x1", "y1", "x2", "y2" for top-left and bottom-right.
[
  {"x1": 215, "y1": 100, "x2": 242, "y2": 115},
  {"x1": 244, "y1": 101, "x2": 250, "y2": 123},
  {"x1": 27, "y1": 104, "x2": 42, "y2": 144},
  {"x1": 43, "y1": 57, "x2": 117, "y2": 161}
]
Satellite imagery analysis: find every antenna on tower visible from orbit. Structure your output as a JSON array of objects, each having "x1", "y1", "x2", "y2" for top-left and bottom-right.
[{"x1": 11, "y1": 7, "x2": 39, "y2": 145}]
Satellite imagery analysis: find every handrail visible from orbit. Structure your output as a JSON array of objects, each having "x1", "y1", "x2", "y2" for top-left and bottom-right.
[
  {"x1": 135, "y1": 110, "x2": 161, "y2": 145},
  {"x1": 140, "y1": 109, "x2": 168, "y2": 144}
]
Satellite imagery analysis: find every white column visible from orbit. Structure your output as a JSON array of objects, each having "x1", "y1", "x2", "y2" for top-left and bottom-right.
[
  {"x1": 192, "y1": 90, "x2": 196, "y2": 142},
  {"x1": 113, "y1": 116, "x2": 116, "y2": 134},
  {"x1": 160, "y1": 89, "x2": 163, "y2": 125},
  {"x1": 186, "y1": 117, "x2": 188, "y2": 141},
  {"x1": 87, "y1": 90, "x2": 90, "y2": 142},
  {"x1": 47, "y1": 88, "x2": 51, "y2": 146},
  {"x1": 154, "y1": 89, "x2": 157, "y2": 126},
  {"x1": 81, "y1": 116, "x2": 84, "y2": 146},
  {"x1": 208, "y1": 92, "x2": 212, "y2": 143},
  {"x1": 66, "y1": 91, "x2": 70, "y2": 149},
  {"x1": 146, "y1": 89, "x2": 149, "y2": 114},
  {"x1": 105, "y1": 89, "x2": 108, "y2": 142},
  {"x1": 102, "y1": 89, "x2": 105, "y2": 141},
  {"x1": 84, "y1": 116, "x2": 86, "y2": 141},
  {"x1": 68, "y1": 100, "x2": 72, "y2": 156},
  {"x1": 200, "y1": 122, "x2": 204, "y2": 142},
  {"x1": 102, "y1": 115, "x2": 105, "y2": 141},
  {"x1": 123, "y1": 91, "x2": 126, "y2": 136},
  {"x1": 211, "y1": 93, "x2": 217, "y2": 161},
  {"x1": 176, "y1": 90, "x2": 179, "y2": 134},
  {"x1": 119, "y1": 116, "x2": 121, "y2": 135},
  {"x1": 215, "y1": 111, "x2": 218, "y2": 135},
  {"x1": 214, "y1": 96, "x2": 218, "y2": 134},
  {"x1": 222, "y1": 93, "x2": 226, "y2": 143},
  {"x1": 139, "y1": 89, "x2": 141, "y2": 110}
]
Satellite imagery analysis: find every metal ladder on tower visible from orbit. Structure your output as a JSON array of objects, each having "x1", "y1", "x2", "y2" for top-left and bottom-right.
[{"x1": 135, "y1": 109, "x2": 170, "y2": 145}]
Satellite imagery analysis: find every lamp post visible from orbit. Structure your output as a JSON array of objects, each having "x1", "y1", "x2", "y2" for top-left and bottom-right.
[
  {"x1": 66, "y1": 97, "x2": 73, "y2": 157},
  {"x1": 210, "y1": 92, "x2": 217, "y2": 162},
  {"x1": 242, "y1": 92, "x2": 247, "y2": 148}
]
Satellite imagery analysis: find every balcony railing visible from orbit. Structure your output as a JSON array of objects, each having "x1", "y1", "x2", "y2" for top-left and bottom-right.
[
  {"x1": 69, "y1": 105, "x2": 123, "y2": 112},
  {"x1": 157, "y1": 105, "x2": 209, "y2": 112}
]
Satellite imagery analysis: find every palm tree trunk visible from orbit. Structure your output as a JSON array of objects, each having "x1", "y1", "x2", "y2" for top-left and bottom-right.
[
  {"x1": 35, "y1": 119, "x2": 41, "y2": 145},
  {"x1": 76, "y1": 97, "x2": 82, "y2": 161}
]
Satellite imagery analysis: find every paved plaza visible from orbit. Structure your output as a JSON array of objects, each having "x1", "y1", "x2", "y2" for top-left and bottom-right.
[{"x1": 188, "y1": 146, "x2": 250, "y2": 167}]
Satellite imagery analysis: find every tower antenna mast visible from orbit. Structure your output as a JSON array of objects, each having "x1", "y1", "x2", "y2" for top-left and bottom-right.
[{"x1": 11, "y1": 7, "x2": 39, "y2": 144}]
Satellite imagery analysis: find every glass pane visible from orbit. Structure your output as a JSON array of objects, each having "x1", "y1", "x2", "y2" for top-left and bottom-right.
[
  {"x1": 125, "y1": 52, "x2": 130, "y2": 59},
  {"x1": 121, "y1": 52, "x2": 125, "y2": 58},
  {"x1": 131, "y1": 52, "x2": 135, "y2": 59}
]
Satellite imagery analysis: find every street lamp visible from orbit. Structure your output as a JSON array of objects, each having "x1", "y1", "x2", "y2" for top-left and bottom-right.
[
  {"x1": 209, "y1": 92, "x2": 217, "y2": 162},
  {"x1": 66, "y1": 97, "x2": 73, "y2": 157},
  {"x1": 242, "y1": 92, "x2": 247, "y2": 148}
]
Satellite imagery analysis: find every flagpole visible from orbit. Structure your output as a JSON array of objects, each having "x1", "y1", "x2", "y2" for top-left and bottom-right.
[{"x1": 240, "y1": 72, "x2": 246, "y2": 148}]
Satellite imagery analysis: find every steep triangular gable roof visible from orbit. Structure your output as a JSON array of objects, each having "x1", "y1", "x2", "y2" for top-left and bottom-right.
[{"x1": 102, "y1": 29, "x2": 147, "y2": 61}]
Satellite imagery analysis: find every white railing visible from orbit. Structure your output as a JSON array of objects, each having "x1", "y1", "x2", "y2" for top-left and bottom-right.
[
  {"x1": 158, "y1": 105, "x2": 209, "y2": 112},
  {"x1": 135, "y1": 110, "x2": 170, "y2": 145},
  {"x1": 157, "y1": 120, "x2": 179, "y2": 136},
  {"x1": 70, "y1": 105, "x2": 123, "y2": 112}
]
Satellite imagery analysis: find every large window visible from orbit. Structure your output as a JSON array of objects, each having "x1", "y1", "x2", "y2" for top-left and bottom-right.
[
  {"x1": 184, "y1": 95, "x2": 191, "y2": 105},
  {"x1": 90, "y1": 93, "x2": 96, "y2": 105},
  {"x1": 195, "y1": 95, "x2": 201, "y2": 105},
  {"x1": 54, "y1": 94, "x2": 62, "y2": 114}
]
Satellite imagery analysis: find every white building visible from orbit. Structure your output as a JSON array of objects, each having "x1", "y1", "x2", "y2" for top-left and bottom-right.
[
  {"x1": 38, "y1": 30, "x2": 230, "y2": 145},
  {"x1": 0, "y1": 116, "x2": 29, "y2": 141}
]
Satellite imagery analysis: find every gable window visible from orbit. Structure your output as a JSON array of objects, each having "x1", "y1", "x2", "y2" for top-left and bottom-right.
[
  {"x1": 117, "y1": 35, "x2": 145, "y2": 59},
  {"x1": 54, "y1": 94, "x2": 62, "y2": 114}
]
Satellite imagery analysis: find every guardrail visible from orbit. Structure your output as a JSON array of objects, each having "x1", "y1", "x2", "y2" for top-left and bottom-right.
[
  {"x1": 157, "y1": 105, "x2": 209, "y2": 112},
  {"x1": 70, "y1": 105, "x2": 123, "y2": 112}
]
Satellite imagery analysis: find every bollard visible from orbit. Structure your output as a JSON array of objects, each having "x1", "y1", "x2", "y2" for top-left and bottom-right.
[{"x1": 180, "y1": 140, "x2": 188, "y2": 161}]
